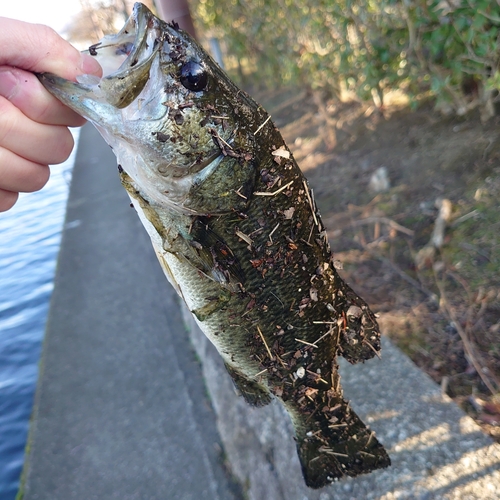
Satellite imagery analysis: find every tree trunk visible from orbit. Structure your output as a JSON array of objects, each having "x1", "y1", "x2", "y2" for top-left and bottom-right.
[{"x1": 155, "y1": 0, "x2": 197, "y2": 38}]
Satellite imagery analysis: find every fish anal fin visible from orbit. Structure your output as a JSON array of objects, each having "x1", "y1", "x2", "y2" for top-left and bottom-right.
[{"x1": 224, "y1": 363, "x2": 272, "y2": 407}]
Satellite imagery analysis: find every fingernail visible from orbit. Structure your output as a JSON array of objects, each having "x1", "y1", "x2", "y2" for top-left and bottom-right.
[
  {"x1": 80, "y1": 53, "x2": 103, "y2": 77},
  {"x1": 0, "y1": 70, "x2": 19, "y2": 100}
]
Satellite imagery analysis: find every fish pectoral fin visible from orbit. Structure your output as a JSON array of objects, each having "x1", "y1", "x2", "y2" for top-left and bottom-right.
[
  {"x1": 289, "y1": 393, "x2": 390, "y2": 489},
  {"x1": 224, "y1": 362, "x2": 272, "y2": 407},
  {"x1": 189, "y1": 216, "x2": 245, "y2": 288}
]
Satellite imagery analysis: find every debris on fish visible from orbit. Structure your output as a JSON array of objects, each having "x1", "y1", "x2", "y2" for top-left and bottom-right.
[{"x1": 38, "y1": 3, "x2": 390, "y2": 488}]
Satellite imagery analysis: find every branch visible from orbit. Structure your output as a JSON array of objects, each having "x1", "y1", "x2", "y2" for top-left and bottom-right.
[
  {"x1": 433, "y1": 269, "x2": 499, "y2": 396},
  {"x1": 349, "y1": 216, "x2": 414, "y2": 237},
  {"x1": 377, "y1": 255, "x2": 438, "y2": 302}
]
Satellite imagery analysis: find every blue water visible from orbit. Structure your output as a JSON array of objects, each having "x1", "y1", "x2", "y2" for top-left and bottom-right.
[{"x1": 0, "y1": 129, "x2": 79, "y2": 500}]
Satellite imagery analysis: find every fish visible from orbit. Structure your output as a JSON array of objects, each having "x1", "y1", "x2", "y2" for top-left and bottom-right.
[{"x1": 38, "y1": 3, "x2": 390, "y2": 488}]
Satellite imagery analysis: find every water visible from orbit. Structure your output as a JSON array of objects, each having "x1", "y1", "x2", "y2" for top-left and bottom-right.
[{"x1": 0, "y1": 129, "x2": 79, "y2": 499}]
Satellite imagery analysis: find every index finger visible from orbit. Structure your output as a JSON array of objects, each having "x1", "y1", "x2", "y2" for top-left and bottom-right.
[
  {"x1": 0, "y1": 67, "x2": 86, "y2": 126},
  {"x1": 0, "y1": 17, "x2": 101, "y2": 80}
]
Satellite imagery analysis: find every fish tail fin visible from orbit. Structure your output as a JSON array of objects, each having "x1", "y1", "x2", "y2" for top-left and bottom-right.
[{"x1": 290, "y1": 396, "x2": 390, "y2": 489}]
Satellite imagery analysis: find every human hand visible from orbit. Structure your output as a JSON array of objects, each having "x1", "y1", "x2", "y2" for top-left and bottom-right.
[{"x1": 0, "y1": 17, "x2": 102, "y2": 211}]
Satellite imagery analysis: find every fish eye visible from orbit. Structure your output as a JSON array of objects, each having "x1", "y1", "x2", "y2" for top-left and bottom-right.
[{"x1": 179, "y1": 61, "x2": 208, "y2": 91}]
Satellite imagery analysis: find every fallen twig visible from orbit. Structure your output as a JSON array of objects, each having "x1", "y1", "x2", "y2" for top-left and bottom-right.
[
  {"x1": 254, "y1": 180, "x2": 294, "y2": 197},
  {"x1": 433, "y1": 268, "x2": 499, "y2": 396},
  {"x1": 378, "y1": 255, "x2": 438, "y2": 302},
  {"x1": 257, "y1": 325, "x2": 273, "y2": 360}
]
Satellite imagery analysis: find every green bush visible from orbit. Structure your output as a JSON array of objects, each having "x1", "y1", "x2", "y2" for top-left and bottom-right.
[{"x1": 192, "y1": 0, "x2": 500, "y2": 117}]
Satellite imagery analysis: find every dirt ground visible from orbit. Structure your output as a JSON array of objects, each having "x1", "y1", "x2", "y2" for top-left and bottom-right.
[{"x1": 255, "y1": 87, "x2": 500, "y2": 441}]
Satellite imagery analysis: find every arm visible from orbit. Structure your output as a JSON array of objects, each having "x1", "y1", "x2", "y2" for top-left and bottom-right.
[{"x1": 0, "y1": 17, "x2": 102, "y2": 211}]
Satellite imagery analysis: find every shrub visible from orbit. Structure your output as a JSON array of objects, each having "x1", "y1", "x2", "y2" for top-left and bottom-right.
[{"x1": 193, "y1": 0, "x2": 500, "y2": 117}]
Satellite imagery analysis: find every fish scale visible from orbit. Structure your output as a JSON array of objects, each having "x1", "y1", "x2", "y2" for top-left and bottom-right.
[{"x1": 38, "y1": 2, "x2": 390, "y2": 488}]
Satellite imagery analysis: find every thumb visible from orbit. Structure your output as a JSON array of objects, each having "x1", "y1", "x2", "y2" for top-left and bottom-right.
[{"x1": 0, "y1": 17, "x2": 101, "y2": 80}]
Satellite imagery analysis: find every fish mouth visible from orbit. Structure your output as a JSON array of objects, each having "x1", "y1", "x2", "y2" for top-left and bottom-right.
[
  {"x1": 38, "y1": 3, "x2": 164, "y2": 117},
  {"x1": 39, "y1": 4, "x2": 227, "y2": 212},
  {"x1": 83, "y1": 3, "x2": 163, "y2": 108}
]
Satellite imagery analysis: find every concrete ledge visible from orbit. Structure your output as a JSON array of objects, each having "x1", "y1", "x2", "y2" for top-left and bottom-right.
[{"x1": 21, "y1": 124, "x2": 500, "y2": 500}]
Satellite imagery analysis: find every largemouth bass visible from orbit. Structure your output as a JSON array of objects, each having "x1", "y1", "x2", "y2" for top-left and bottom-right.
[{"x1": 39, "y1": 3, "x2": 390, "y2": 488}]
